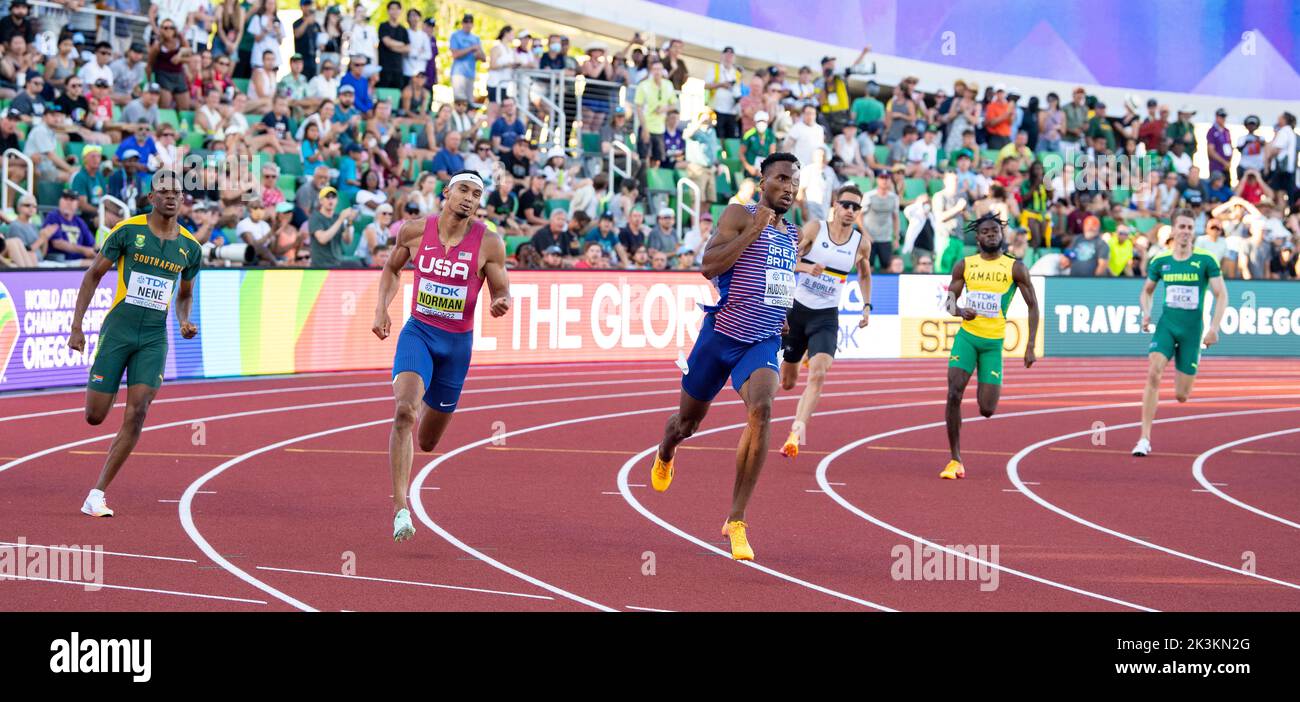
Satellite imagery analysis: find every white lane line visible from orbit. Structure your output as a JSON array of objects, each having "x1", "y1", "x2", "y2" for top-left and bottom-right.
[
  {"x1": 1191, "y1": 426, "x2": 1300, "y2": 530},
  {"x1": 820, "y1": 393, "x2": 1300, "y2": 611},
  {"x1": 1007, "y1": 406, "x2": 1300, "y2": 590},
  {"x1": 0, "y1": 541, "x2": 198, "y2": 563},
  {"x1": 158, "y1": 499, "x2": 180, "y2": 503},
  {"x1": 601, "y1": 491, "x2": 621, "y2": 495},
  {"x1": 625, "y1": 605, "x2": 674, "y2": 612},
  {"x1": 185, "y1": 387, "x2": 690, "y2": 614},
  {"x1": 255, "y1": 566, "x2": 555, "y2": 601},
  {"x1": 1, "y1": 574, "x2": 267, "y2": 604}
]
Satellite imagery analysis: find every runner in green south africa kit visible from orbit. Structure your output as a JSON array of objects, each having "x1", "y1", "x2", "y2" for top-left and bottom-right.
[
  {"x1": 1132, "y1": 208, "x2": 1229, "y2": 458},
  {"x1": 66, "y1": 171, "x2": 203, "y2": 517}
]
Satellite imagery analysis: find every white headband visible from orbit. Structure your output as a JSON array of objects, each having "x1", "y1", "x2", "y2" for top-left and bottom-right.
[{"x1": 448, "y1": 172, "x2": 484, "y2": 191}]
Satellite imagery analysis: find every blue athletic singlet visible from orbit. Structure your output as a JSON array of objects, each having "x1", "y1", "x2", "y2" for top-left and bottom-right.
[{"x1": 701, "y1": 204, "x2": 799, "y2": 343}]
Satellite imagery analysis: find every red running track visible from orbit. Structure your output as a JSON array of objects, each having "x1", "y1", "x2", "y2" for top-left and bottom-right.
[{"x1": 0, "y1": 357, "x2": 1297, "y2": 612}]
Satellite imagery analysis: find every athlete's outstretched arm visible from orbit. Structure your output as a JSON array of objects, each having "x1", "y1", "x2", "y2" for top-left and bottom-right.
[
  {"x1": 701, "y1": 203, "x2": 772, "y2": 279},
  {"x1": 1012, "y1": 260, "x2": 1038, "y2": 367},
  {"x1": 944, "y1": 259, "x2": 975, "y2": 319},
  {"x1": 1139, "y1": 278, "x2": 1158, "y2": 331},
  {"x1": 372, "y1": 219, "x2": 421, "y2": 340},
  {"x1": 854, "y1": 234, "x2": 873, "y2": 328},
  {"x1": 1204, "y1": 276, "x2": 1229, "y2": 347},
  {"x1": 66, "y1": 253, "x2": 116, "y2": 353},
  {"x1": 481, "y1": 232, "x2": 512, "y2": 317}
]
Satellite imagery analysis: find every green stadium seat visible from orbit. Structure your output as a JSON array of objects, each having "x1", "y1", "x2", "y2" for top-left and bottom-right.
[
  {"x1": 544, "y1": 199, "x2": 570, "y2": 215},
  {"x1": 233, "y1": 77, "x2": 250, "y2": 94},
  {"x1": 158, "y1": 109, "x2": 180, "y2": 129},
  {"x1": 902, "y1": 178, "x2": 928, "y2": 201},
  {"x1": 874, "y1": 144, "x2": 890, "y2": 165},
  {"x1": 1129, "y1": 216, "x2": 1157, "y2": 233},
  {"x1": 37, "y1": 181, "x2": 64, "y2": 207},
  {"x1": 981, "y1": 149, "x2": 999, "y2": 165},
  {"x1": 715, "y1": 172, "x2": 734, "y2": 199},
  {"x1": 278, "y1": 175, "x2": 298, "y2": 200},
  {"x1": 504, "y1": 235, "x2": 530, "y2": 256},
  {"x1": 927, "y1": 178, "x2": 944, "y2": 195},
  {"x1": 710, "y1": 203, "x2": 728, "y2": 222},
  {"x1": 353, "y1": 215, "x2": 373, "y2": 237},
  {"x1": 580, "y1": 131, "x2": 601, "y2": 154},
  {"x1": 66, "y1": 141, "x2": 86, "y2": 159},
  {"x1": 274, "y1": 153, "x2": 303, "y2": 177},
  {"x1": 722, "y1": 138, "x2": 742, "y2": 160},
  {"x1": 849, "y1": 176, "x2": 873, "y2": 191},
  {"x1": 374, "y1": 87, "x2": 401, "y2": 108},
  {"x1": 646, "y1": 168, "x2": 678, "y2": 192},
  {"x1": 182, "y1": 132, "x2": 206, "y2": 151}
]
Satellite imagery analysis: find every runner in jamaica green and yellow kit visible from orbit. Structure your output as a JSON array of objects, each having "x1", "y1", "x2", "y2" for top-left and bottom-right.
[
  {"x1": 940, "y1": 213, "x2": 1040, "y2": 480},
  {"x1": 67, "y1": 171, "x2": 202, "y2": 517},
  {"x1": 1132, "y1": 209, "x2": 1228, "y2": 458}
]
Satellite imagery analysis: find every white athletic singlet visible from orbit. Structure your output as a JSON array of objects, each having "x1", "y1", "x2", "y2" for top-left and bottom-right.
[{"x1": 793, "y1": 221, "x2": 860, "y2": 310}]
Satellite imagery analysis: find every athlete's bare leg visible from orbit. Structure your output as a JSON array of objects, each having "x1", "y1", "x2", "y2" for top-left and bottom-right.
[
  {"x1": 1173, "y1": 371, "x2": 1195, "y2": 403},
  {"x1": 1139, "y1": 352, "x2": 1171, "y2": 442},
  {"x1": 945, "y1": 366, "x2": 974, "y2": 462},
  {"x1": 657, "y1": 390, "x2": 710, "y2": 462},
  {"x1": 789, "y1": 352, "x2": 833, "y2": 443},
  {"x1": 779, "y1": 359, "x2": 800, "y2": 391},
  {"x1": 976, "y1": 382, "x2": 1001, "y2": 418},
  {"x1": 389, "y1": 371, "x2": 425, "y2": 512},
  {"x1": 730, "y1": 369, "x2": 778, "y2": 521},
  {"x1": 416, "y1": 405, "x2": 455, "y2": 453},
  {"x1": 90, "y1": 383, "x2": 159, "y2": 492}
]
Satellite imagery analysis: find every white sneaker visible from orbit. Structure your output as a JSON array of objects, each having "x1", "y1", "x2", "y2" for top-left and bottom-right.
[
  {"x1": 393, "y1": 508, "x2": 415, "y2": 542},
  {"x1": 81, "y1": 489, "x2": 114, "y2": 517},
  {"x1": 1132, "y1": 438, "x2": 1151, "y2": 457}
]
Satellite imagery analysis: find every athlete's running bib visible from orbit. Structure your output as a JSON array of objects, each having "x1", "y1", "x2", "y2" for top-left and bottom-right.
[
  {"x1": 416, "y1": 278, "x2": 468, "y2": 320},
  {"x1": 1165, "y1": 284, "x2": 1199, "y2": 310},
  {"x1": 965, "y1": 290, "x2": 1002, "y2": 318},
  {"x1": 764, "y1": 269, "x2": 795, "y2": 308},
  {"x1": 124, "y1": 271, "x2": 174, "y2": 311}
]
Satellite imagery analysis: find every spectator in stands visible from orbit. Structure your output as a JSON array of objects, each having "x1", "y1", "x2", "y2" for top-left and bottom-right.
[
  {"x1": 816, "y1": 49, "x2": 869, "y2": 134},
  {"x1": 1235, "y1": 114, "x2": 1265, "y2": 182},
  {"x1": 25, "y1": 105, "x2": 76, "y2": 183},
  {"x1": 376, "y1": 0, "x2": 409, "y2": 90},
  {"x1": 1066, "y1": 215, "x2": 1109, "y2": 276},
  {"x1": 518, "y1": 172, "x2": 548, "y2": 227},
  {"x1": 647, "y1": 208, "x2": 679, "y2": 255},
  {"x1": 465, "y1": 139, "x2": 497, "y2": 183},
  {"x1": 342, "y1": 56, "x2": 376, "y2": 116},
  {"x1": 486, "y1": 172, "x2": 522, "y2": 234},
  {"x1": 908, "y1": 125, "x2": 940, "y2": 177},
  {"x1": 150, "y1": 22, "x2": 193, "y2": 110},
  {"x1": 291, "y1": 0, "x2": 320, "y2": 79},
  {"x1": 1168, "y1": 105, "x2": 1198, "y2": 156},
  {"x1": 448, "y1": 13, "x2": 484, "y2": 101},
  {"x1": 863, "y1": 171, "x2": 899, "y2": 270},
  {"x1": 661, "y1": 109, "x2": 686, "y2": 169},
  {"x1": 1265, "y1": 111, "x2": 1297, "y2": 199},
  {"x1": 43, "y1": 33, "x2": 79, "y2": 96},
  {"x1": 235, "y1": 201, "x2": 280, "y2": 265},
  {"x1": 997, "y1": 129, "x2": 1033, "y2": 169},
  {"x1": 400, "y1": 67, "x2": 431, "y2": 121},
  {"x1": 569, "y1": 240, "x2": 604, "y2": 269},
  {"x1": 7, "y1": 71, "x2": 43, "y2": 117},
  {"x1": 42, "y1": 190, "x2": 96, "y2": 264},
  {"x1": 2, "y1": 194, "x2": 43, "y2": 266},
  {"x1": 0, "y1": 34, "x2": 34, "y2": 101},
  {"x1": 983, "y1": 85, "x2": 1014, "y2": 150},
  {"x1": 430, "y1": 130, "x2": 466, "y2": 184},
  {"x1": 293, "y1": 165, "x2": 330, "y2": 227},
  {"x1": 706, "y1": 46, "x2": 742, "y2": 140},
  {"x1": 531, "y1": 208, "x2": 569, "y2": 254},
  {"x1": 121, "y1": 83, "x2": 162, "y2": 130},
  {"x1": 618, "y1": 208, "x2": 647, "y2": 261},
  {"x1": 1206, "y1": 171, "x2": 1233, "y2": 204},
  {"x1": 540, "y1": 244, "x2": 565, "y2": 269},
  {"x1": 584, "y1": 212, "x2": 619, "y2": 262},
  {"x1": 739, "y1": 110, "x2": 775, "y2": 178},
  {"x1": 109, "y1": 43, "x2": 149, "y2": 106},
  {"x1": 799, "y1": 146, "x2": 837, "y2": 222},
  {"x1": 484, "y1": 25, "x2": 519, "y2": 104},
  {"x1": 490, "y1": 97, "x2": 526, "y2": 155},
  {"x1": 784, "y1": 105, "x2": 824, "y2": 170},
  {"x1": 1061, "y1": 86, "x2": 1088, "y2": 162},
  {"x1": 247, "y1": 49, "x2": 280, "y2": 113},
  {"x1": 538, "y1": 33, "x2": 565, "y2": 71},
  {"x1": 851, "y1": 80, "x2": 885, "y2": 134},
  {"x1": 401, "y1": 9, "x2": 433, "y2": 91},
  {"x1": 889, "y1": 125, "x2": 917, "y2": 167},
  {"x1": 683, "y1": 110, "x2": 720, "y2": 207},
  {"x1": 307, "y1": 58, "x2": 340, "y2": 102},
  {"x1": 561, "y1": 211, "x2": 591, "y2": 258},
  {"x1": 636, "y1": 58, "x2": 676, "y2": 169},
  {"x1": 69, "y1": 145, "x2": 107, "y2": 220},
  {"x1": 1037, "y1": 92, "x2": 1063, "y2": 154},
  {"x1": 0, "y1": 1, "x2": 36, "y2": 46},
  {"x1": 309, "y1": 186, "x2": 358, "y2": 267}
]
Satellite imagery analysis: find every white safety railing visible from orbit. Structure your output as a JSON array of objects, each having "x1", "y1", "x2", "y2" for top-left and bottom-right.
[
  {"x1": 676, "y1": 176, "x2": 700, "y2": 242},
  {"x1": 29, "y1": 0, "x2": 151, "y2": 48},
  {"x1": 100, "y1": 194, "x2": 129, "y2": 227},
  {"x1": 608, "y1": 139, "x2": 634, "y2": 186},
  {"x1": 2, "y1": 148, "x2": 34, "y2": 208}
]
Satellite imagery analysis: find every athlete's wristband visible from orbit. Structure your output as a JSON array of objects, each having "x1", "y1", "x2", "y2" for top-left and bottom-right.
[{"x1": 864, "y1": 303, "x2": 873, "y2": 311}]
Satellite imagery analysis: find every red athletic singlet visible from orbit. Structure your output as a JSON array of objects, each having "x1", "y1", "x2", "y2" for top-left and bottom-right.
[{"x1": 410, "y1": 215, "x2": 486, "y2": 333}]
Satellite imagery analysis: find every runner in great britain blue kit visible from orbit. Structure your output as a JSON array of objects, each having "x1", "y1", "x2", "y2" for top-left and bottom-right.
[{"x1": 646, "y1": 152, "x2": 802, "y2": 562}]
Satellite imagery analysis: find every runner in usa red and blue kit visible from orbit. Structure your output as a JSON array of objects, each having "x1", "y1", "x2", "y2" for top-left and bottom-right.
[
  {"x1": 648, "y1": 152, "x2": 801, "y2": 561},
  {"x1": 373, "y1": 170, "x2": 511, "y2": 542}
]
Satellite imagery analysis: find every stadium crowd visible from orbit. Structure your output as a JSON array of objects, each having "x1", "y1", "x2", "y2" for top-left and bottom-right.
[{"x1": 0, "y1": 0, "x2": 1297, "y2": 280}]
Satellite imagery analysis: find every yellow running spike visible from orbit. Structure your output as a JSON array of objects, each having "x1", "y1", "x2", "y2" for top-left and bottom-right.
[
  {"x1": 939, "y1": 460, "x2": 965, "y2": 480},
  {"x1": 650, "y1": 455, "x2": 675, "y2": 492}
]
